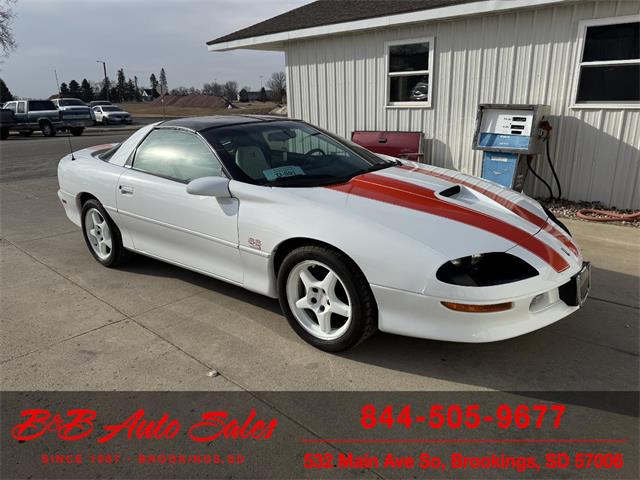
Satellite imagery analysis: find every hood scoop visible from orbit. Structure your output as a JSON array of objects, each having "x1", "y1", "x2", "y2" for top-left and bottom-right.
[{"x1": 437, "y1": 184, "x2": 479, "y2": 206}]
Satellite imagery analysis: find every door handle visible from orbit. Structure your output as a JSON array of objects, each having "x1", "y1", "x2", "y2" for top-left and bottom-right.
[{"x1": 119, "y1": 185, "x2": 134, "y2": 195}]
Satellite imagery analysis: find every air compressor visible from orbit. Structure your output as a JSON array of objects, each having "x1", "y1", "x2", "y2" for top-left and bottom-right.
[{"x1": 472, "y1": 104, "x2": 551, "y2": 192}]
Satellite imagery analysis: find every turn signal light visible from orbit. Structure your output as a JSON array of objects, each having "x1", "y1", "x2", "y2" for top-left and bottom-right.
[{"x1": 441, "y1": 301, "x2": 513, "y2": 313}]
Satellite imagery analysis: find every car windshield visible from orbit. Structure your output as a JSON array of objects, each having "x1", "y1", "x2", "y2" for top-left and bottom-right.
[
  {"x1": 59, "y1": 99, "x2": 86, "y2": 106},
  {"x1": 201, "y1": 121, "x2": 395, "y2": 187},
  {"x1": 102, "y1": 106, "x2": 123, "y2": 112},
  {"x1": 29, "y1": 101, "x2": 56, "y2": 111}
]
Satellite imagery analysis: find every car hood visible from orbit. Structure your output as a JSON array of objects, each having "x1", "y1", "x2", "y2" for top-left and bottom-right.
[{"x1": 283, "y1": 163, "x2": 578, "y2": 273}]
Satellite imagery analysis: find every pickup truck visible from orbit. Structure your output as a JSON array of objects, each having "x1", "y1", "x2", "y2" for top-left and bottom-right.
[
  {"x1": 52, "y1": 98, "x2": 94, "y2": 135},
  {"x1": 0, "y1": 108, "x2": 17, "y2": 139},
  {"x1": 2, "y1": 100, "x2": 64, "y2": 137}
]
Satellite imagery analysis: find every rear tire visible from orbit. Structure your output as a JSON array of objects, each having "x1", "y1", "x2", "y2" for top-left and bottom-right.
[
  {"x1": 41, "y1": 121, "x2": 56, "y2": 137},
  {"x1": 70, "y1": 127, "x2": 84, "y2": 136},
  {"x1": 81, "y1": 199, "x2": 130, "y2": 267},
  {"x1": 0, "y1": 128, "x2": 9, "y2": 140},
  {"x1": 277, "y1": 245, "x2": 377, "y2": 352}
]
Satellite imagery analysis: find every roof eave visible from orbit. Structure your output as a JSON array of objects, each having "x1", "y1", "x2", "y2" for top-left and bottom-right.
[{"x1": 207, "y1": 0, "x2": 570, "y2": 52}]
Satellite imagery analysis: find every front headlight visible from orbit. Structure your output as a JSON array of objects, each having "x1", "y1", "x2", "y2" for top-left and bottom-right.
[{"x1": 437, "y1": 252, "x2": 538, "y2": 287}]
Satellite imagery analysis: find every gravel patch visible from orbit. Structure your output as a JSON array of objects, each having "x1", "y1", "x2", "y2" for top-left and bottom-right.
[{"x1": 540, "y1": 198, "x2": 640, "y2": 228}]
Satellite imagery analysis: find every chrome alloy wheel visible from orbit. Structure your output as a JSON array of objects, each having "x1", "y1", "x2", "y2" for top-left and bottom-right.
[
  {"x1": 84, "y1": 208, "x2": 112, "y2": 260},
  {"x1": 286, "y1": 260, "x2": 352, "y2": 341}
]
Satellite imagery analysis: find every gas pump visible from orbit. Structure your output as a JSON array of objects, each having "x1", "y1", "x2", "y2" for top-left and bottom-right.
[{"x1": 472, "y1": 104, "x2": 550, "y2": 192}]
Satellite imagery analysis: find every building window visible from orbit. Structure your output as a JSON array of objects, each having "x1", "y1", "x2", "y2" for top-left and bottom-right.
[
  {"x1": 574, "y1": 16, "x2": 640, "y2": 107},
  {"x1": 386, "y1": 38, "x2": 434, "y2": 107}
]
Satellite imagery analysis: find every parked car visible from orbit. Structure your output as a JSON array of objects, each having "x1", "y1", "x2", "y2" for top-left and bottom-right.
[
  {"x1": 0, "y1": 108, "x2": 17, "y2": 139},
  {"x1": 57, "y1": 116, "x2": 589, "y2": 352},
  {"x1": 52, "y1": 98, "x2": 94, "y2": 136},
  {"x1": 92, "y1": 105, "x2": 132, "y2": 125},
  {"x1": 2, "y1": 100, "x2": 63, "y2": 137},
  {"x1": 89, "y1": 100, "x2": 113, "y2": 107}
]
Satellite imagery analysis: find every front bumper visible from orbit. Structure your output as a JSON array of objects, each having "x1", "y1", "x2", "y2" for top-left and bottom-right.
[
  {"x1": 372, "y1": 282, "x2": 583, "y2": 343},
  {"x1": 106, "y1": 116, "x2": 132, "y2": 124}
]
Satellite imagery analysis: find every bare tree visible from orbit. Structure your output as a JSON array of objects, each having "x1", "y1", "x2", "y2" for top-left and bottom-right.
[
  {"x1": 0, "y1": 0, "x2": 17, "y2": 56},
  {"x1": 267, "y1": 71, "x2": 286, "y2": 103},
  {"x1": 222, "y1": 80, "x2": 238, "y2": 100}
]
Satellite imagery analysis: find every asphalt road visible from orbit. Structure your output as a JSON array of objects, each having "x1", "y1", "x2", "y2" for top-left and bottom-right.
[
  {"x1": 1, "y1": 130, "x2": 638, "y2": 393},
  {"x1": 0, "y1": 131, "x2": 131, "y2": 182}
]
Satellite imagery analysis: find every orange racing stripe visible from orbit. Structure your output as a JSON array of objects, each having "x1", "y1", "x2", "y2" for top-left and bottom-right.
[
  {"x1": 398, "y1": 165, "x2": 579, "y2": 256},
  {"x1": 328, "y1": 173, "x2": 570, "y2": 273}
]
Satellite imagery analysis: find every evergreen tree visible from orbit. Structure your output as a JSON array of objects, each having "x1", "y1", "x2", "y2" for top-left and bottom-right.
[
  {"x1": 100, "y1": 77, "x2": 111, "y2": 101},
  {"x1": 149, "y1": 73, "x2": 158, "y2": 92},
  {"x1": 159, "y1": 68, "x2": 168, "y2": 93},
  {"x1": 80, "y1": 79, "x2": 94, "y2": 102},
  {"x1": 0, "y1": 77, "x2": 14, "y2": 103},
  {"x1": 258, "y1": 87, "x2": 268, "y2": 102},
  {"x1": 68, "y1": 79, "x2": 80, "y2": 98},
  {"x1": 133, "y1": 76, "x2": 141, "y2": 102},
  {"x1": 125, "y1": 78, "x2": 136, "y2": 101},
  {"x1": 116, "y1": 69, "x2": 126, "y2": 102},
  {"x1": 59, "y1": 82, "x2": 70, "y2": 97}
]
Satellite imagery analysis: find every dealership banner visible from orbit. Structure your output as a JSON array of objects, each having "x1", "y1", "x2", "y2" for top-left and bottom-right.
[{"x1": 1, "y1": 391, "x2": 637, "y2": 479}]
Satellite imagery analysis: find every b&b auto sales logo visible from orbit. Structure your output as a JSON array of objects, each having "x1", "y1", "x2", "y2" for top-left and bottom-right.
[
  {"x1": 11, "y1": 408, "x2": 278, "y2": 443},
  {"x1": 8, "y1": 407, "x2": 278, "y2": 467}
]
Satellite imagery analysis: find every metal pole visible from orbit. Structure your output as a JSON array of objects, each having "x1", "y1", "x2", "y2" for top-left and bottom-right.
[{"x1": 97, "y1": 60, "x2": 109, "y2": 101}]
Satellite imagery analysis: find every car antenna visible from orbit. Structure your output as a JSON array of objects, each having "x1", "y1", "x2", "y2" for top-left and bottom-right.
[{"x1": 55, "y1": 69, "x2": 75, "y2": 160}]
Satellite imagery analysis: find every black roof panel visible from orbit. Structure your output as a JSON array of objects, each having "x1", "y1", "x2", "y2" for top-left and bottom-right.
[{"x1": 160, "y1": 115, "x2": 284, "y2": 131}]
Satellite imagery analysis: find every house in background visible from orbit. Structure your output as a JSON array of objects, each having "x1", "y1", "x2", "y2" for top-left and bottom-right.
[
  {"x1": 237, "y1": 88, "x2": 275, "y2": 102},
  {"x1": 208, "y1": 0, "x2": 640, "y2": 209},
  {"x1": 141, "y1": 88, "x2": 159, "y2": 102}
]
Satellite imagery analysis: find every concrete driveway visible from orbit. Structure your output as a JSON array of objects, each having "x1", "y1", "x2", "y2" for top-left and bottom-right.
[{"x1": 1, "y1": 133, "x2": 638, "y2": 391}]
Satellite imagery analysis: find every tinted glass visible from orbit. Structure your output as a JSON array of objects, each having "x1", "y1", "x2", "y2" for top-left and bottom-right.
[
  {"x1": 389, "y1": 74, "x2": 429, "y2": 102},
  {"x1": 583, "y1": 22, "x2": 639, "y2": 62},
  {"x1": 17, "y1": 102, "x2": 26, "y2": 113},
  {"x1": 202, "y1": 121, "x2": 393, "y2": 187},
  {"x1": 576, "y1": 64, "x2": 640, "y2": 102},
  {"x1": 29, "y1": 101, "x2": 56, "y2": 111},
  {"x1": 133, "y1": 129, "x2": 224, "y2": 183},
  {"x1": 102, "y1": 106, "x2": 123, "y2": 112},
  {"x1": 60, "y1": 99, "x2": 86, "y2": 106},
  {"x1": 389, "y1": 42, "x2": 429, "y2": 72}
]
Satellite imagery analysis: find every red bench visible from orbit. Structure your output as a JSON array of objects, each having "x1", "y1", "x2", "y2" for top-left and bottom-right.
[{"x1": 351, "y1": 131, "x2": 425, "y2": 162}]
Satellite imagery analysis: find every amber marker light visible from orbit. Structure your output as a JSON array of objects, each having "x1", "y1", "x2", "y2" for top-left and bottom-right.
[{"x1": 441, "y1": 301, "x2": 513, "y2": 313}]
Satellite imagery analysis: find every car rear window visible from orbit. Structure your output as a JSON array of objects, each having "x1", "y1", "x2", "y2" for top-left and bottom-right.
[{"x1": 29, "y1": 101, "x2": 56, "y2": 111}]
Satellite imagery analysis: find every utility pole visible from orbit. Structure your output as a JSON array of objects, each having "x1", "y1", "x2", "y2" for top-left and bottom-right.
[{"x1": 96, "y1": 60, "x2": 109, "y2": 101}]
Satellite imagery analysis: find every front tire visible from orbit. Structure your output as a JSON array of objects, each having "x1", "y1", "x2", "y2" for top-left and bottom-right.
[
  {"x1": 102, "y1": 117, "x2": 109, "y2": 126},
  {"x1": 0, "y1": 128, "x2": 9, "y2": 140},
  {"x1": 41, "y1": 121, "x2": 56, "y2": 137},
  {"x1": 81, "y1": 199, "x2": 130, "y2": 267},
  {"x1": 277, "y1": 245, "x2": 377, "y2": 352}
]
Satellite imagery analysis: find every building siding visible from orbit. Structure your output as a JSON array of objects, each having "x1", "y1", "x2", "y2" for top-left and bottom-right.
[{"x1": 284, "y1": 0, "x2": 640, "y2": 209}]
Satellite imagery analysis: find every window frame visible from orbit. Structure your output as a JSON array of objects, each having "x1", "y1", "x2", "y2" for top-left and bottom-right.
[
  {"x1": 571, "y1": 14, "x2": 640, "y2": 110},
  {"x1": 129, "y1": 126, "x2": 228, "y2": 184},
  {"x1": 384, "y1": 36, "x2": 435, "y2": 108}
]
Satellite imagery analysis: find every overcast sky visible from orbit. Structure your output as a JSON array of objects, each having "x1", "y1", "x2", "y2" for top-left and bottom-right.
[{"x1": 2, "y1": 0, "x2": 310, "y2": 98}]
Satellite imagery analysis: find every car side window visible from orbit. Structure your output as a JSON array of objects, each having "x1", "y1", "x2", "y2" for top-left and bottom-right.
[
  {"x1": 16, "y1": 102, "x2": 26, "y2": 114},
  {"x1": 4, "y1": 102, "x2": 15, "y2": 112},
  {"x1": 132, "y1": 128, "x2": 225, "y2": 183}
]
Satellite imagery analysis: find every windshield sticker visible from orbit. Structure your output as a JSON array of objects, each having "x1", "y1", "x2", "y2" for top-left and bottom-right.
[{"x1": 263, "y1": 166, "x2": 305, "y2": 181}]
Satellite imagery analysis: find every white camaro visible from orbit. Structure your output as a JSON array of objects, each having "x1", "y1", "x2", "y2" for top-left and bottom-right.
[{"x1": 57, "y1": 116, "x2": 590, "y2": 352}]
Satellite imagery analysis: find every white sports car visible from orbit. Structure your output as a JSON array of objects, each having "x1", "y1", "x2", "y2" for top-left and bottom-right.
[{"x1": 57, "y1": 116, "x2": 590, "y2": 352}]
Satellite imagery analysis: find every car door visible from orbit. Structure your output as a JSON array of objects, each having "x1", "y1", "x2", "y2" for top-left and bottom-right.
[
  {"x1": 14, "y1": 101, "x2": 27, "y2": 125},
  {"x1": 116, "y1": 127, "x2": 242, "y2": 284}
]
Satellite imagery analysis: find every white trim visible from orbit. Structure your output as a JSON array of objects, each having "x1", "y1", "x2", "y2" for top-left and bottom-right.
[
  {"x1": 384, "y1": 37, "x2": 434, "y2": 108},
  {"x1": 570, "y1": 14, "x2": 640, "y2": 109},
  {"x1": 208, "y1": 0, "x2": 570, "y2": 51}
]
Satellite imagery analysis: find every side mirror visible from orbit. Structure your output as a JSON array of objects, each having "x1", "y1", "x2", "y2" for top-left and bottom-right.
[{"x1": 186, "y1": 176, "x2": 231, "y2": 198}]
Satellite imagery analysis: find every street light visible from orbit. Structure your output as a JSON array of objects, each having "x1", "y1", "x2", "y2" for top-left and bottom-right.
[{"x1": 96, "y1": 60, "x2": 109, "y2": 101}]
